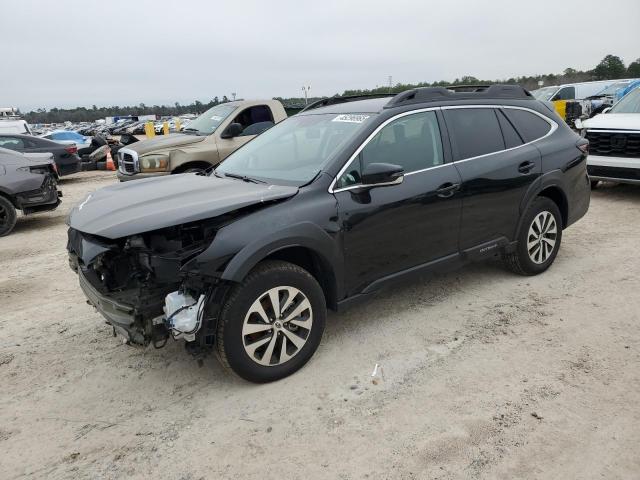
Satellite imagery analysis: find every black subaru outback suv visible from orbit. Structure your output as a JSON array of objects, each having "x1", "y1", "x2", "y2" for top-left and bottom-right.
[{"x1": 67, "y1": 85, "x2": 590, "y2": 382}]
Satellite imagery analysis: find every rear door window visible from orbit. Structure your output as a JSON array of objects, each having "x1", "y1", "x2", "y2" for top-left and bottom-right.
[
  {"x1": 503, "y1": 109, "x2": 552, "y2": 143},
  {"x1": 0, "y1": 136, "x2": 24, "y2": 150},
  {"x1": 496, "y1": 110, "x2": 524, "y2": 149},
  {"x1": 444, "y1": 108, "x2": 505, "y2": 160}
]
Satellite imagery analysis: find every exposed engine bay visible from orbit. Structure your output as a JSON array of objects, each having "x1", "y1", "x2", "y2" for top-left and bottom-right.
[{"x1": 67, "y1": 221, "x2": 220, "y2": 347}]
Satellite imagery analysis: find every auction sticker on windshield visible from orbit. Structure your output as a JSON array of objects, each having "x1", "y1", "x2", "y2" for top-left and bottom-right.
[{"x1": 332, "y1": 114, "x2": 370, "y2": 123}]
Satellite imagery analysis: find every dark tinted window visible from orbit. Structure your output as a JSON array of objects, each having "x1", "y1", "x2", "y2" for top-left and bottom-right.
[
  {"x1": 0, "y1": 136, "x2": 24, "y2": 150},
  {"x1": 552, "y1": 86, "x2": 575, "y2": 101},
  {"x1": 444, "y1": 108, "x2": 505, "y2": 160},
  {"x1": 232, "y1": 105, "x2": 275, "y2": 136},
  {"x1": 336, "y1": 111, "x2": 443, "y2": 189},
  {"x1": 503, "y1": 109, "x2": 552, "y2": 143},
  {"x1": 497, "y1": 110, "x2": 524, "y2": 148}
]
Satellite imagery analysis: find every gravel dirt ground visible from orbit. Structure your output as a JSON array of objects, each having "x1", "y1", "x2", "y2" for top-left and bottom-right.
[{"x1": 1, "y1": 171, "x2": 639, "y2": 479}]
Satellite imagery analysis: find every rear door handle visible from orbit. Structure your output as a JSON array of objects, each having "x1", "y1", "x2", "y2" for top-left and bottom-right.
[
  {"x1": 436, "y1": 182, "x2": 460, "y2": 198},
  {"x1": 518, "y1": 161, "x2": 536, "y2": 174}
]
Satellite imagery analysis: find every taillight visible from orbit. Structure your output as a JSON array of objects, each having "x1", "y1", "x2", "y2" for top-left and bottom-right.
[{"x1": 65, "y1": 145, "x2": 78, "y2": 154}]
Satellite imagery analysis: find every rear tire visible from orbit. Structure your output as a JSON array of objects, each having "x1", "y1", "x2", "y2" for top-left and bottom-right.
[
  {"x1": 0, "y1": 196, "x2": 18, "y2": 237},
  {"x1": 503, "y1": 197, "x2": 562, "y2": 276},
  {"x1": 216, "y1": 260, "x2": 326, "y2": 383}
]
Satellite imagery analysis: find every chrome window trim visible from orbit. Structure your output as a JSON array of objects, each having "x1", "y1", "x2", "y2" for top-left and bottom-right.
[{"x1": 328, "y1": 104, "x2": 557, "y2": 194}]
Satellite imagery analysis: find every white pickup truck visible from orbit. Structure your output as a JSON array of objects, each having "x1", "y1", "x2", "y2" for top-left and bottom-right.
[{"x1": 578, "y1": 88, "x2": 640, "y2": 187}]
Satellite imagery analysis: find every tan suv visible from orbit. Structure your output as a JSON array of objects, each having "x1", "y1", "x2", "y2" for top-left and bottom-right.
[{"x1": 117, "y1": 99, "x2": 287, "y2": 181}]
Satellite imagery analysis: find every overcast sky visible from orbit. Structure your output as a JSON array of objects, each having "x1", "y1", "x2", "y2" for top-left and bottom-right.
[{"x1": 3, "y1": 0, "x2": 639, "y2": 111}]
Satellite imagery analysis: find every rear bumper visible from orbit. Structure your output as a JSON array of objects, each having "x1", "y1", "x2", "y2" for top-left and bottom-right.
[
  {"x1": 58, "y1": 160, "x2": 81, "y2": 176},
  {"x1": 587, "y1": 155, "x2": 640, "y2": 184},
  {"x1": 16, "y1": 174, "x2": 62, "y2": 213}
]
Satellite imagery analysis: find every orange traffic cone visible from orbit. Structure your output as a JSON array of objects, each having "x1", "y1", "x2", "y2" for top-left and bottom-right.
[{"x1": 106, "y1": 149, "x2": 116, "y2": 171}]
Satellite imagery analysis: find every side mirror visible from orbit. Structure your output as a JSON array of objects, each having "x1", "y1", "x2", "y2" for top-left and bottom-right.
[
  {"x1": 361, "y1": 162, "x2": 404, "y2": 187},
  {"x1": 221, "y1": 122, "x2": 243, "y2": 139},
  {"x1": 602, "y1": 107, "x2": 611, "y2": 114}
]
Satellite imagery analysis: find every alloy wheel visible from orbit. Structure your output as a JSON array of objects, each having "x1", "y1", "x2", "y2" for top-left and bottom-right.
[
  {"x1": 527, "y1": 211, "x2": 557, "y2": 264},
  {"x1": 242, "y1": 286, "x2": 313, "y2": 366}
]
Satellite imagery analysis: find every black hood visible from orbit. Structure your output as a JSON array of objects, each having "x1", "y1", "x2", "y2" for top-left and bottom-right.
[{"x1": 68, "y1": 173, "x2": 298, "y2": 239}]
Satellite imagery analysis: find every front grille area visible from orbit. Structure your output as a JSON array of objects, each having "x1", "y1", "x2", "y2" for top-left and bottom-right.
[
  {"x1": 585, "y1": 130, "x2": 640, "y2": 158},
  {"x1": 119, "y1": 152, "x2": 137, "y2": 173},
  {"x1": 588, "y1": 165, "x2": 640, "y2": 181}
]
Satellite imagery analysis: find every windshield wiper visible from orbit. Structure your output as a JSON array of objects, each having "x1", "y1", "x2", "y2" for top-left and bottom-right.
[
  {"x1": 222, "y1": 172, "x2": 266, "y2": 184},
  {"x1": 182, "y1": 127, "x2": 202, "y2": 135}
]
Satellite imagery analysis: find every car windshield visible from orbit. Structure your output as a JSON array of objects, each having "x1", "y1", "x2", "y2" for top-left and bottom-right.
[
  {"x1": 531, "y1": 87, "x2": 559, "y2": 101},
  {"x1": 215, "y1": 112, "x2": 374, "y2": 186},
  {"x1": 594, "y1": 81, "x2": 630, "y2": 96},
  {"x1": 183, "y1": 104, "x2": 237, "y2": 135},
  {"x1": 610, "y1": 88, "x2": 640, "y2": 113}
]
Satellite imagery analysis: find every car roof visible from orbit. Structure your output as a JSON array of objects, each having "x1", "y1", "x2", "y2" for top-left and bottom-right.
[{"x1": 301, "y1": 97, "x2": 389, "y2": 114}]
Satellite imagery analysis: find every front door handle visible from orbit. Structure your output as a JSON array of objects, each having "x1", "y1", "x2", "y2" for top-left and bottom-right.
[
  {"x1": 436, "y1": 182, "x2": 460, "y2": 198},
  {"x1": 518, "y1": 161, "x2": 536, "y2": 174}
]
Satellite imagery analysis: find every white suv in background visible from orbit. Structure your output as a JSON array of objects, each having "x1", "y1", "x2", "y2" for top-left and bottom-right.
[{"x1": 579, "y1": 88, "x2": 640, "y2": 187}]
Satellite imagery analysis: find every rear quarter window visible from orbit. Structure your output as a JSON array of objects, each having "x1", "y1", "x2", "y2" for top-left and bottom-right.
[
  {"x1": 444, "y1": 108, "x2": 505, "y2": 160},
  {"x1": 503, "y1": 109, "x2": 552, "y2": 143}
]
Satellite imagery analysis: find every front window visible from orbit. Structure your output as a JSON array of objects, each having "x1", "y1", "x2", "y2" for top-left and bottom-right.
[
  {"x1": 551, "y1": 86, "x2": 575, "y2": 101},
  {"x1": 183, "y1": 104, "x2": 237, "y2": 135},
  {"x1": 610, "y1": 88, "x2": 640, "y2": 113},
  {"x1": 216, "y1": 113, "x2": 374, "y2": 185},
  {"x1": 531, "y1": 87, "x2": 558, "y2": 102},
  {"x1": 336, "y1": 111, "x2": 443, "y2": 189}
]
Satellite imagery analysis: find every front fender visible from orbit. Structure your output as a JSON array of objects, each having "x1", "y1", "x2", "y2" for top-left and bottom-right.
[
  {"x1": 184, "y1": 191, "x2": 343, "y2": 295},
  {"x1": 220, "y1": 221, "x2": 342, "y2": 284}
]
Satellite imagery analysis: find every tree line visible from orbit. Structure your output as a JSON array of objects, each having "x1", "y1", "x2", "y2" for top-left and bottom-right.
[{"x1": 21, "y1": 54, "x2": 640, "y2": 124}]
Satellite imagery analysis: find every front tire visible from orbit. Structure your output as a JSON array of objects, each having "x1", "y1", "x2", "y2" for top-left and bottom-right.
[
  {"x1": 503, "y1": 197, "x2": 562, "y2": 276},
  {"x1": 216, "y1": 260, "x2": 326, "y2": 383},
  {"x1": 0, "y1": 196, "x2": 17, "y2": 237}
]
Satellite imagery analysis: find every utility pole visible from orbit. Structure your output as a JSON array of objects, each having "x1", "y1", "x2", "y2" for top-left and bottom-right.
[
  {"x1": 388, "y1": 76, "x2": 393, "y2": 93},
  {"x1": 302, "y1": 85, "x2": 311, "y2": 105},
  {"x1": 231, "y1": 92, "x2": 236, "y2": 101}
]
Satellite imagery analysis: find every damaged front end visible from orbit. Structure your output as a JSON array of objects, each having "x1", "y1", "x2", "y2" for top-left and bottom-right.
[{"x1": 67, "y1": 221, "x2": 223, "y2": 347}]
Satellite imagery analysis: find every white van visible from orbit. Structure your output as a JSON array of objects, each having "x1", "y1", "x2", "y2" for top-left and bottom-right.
[
  {"x1": 532, "y1": 80, "x2": 618, "y2": 102},
  {"x1": 0, "y1": 119, "x2": 32, "y2": 135}
]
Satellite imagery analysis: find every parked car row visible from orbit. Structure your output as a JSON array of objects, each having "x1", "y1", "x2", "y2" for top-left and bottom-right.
[{"x1": 532, "y1": 78, "x2": 640, "y2": 123}]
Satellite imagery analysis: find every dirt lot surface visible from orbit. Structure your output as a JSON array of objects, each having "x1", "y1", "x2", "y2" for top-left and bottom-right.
[{"x1": 1, "y1": 171, "x2": 639, "y2": 479}]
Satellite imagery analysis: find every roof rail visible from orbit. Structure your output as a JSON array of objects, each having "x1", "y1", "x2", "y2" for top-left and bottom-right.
[
  {"x1": 299, "y1": 93, "x2": 396, "y2": 113},
  {"x1": 444, "y1": 84, "x2": 491, "y2": 92},
  {"x1": 384, "y1": 84, "x2": 533, "y2": 108}
]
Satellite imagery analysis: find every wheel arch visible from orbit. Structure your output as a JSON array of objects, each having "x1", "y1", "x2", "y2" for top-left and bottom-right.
[
  {"x1": 537, "y1": 185, "x2": 568, "y2": 228},
  {"x1": 213, "y1": 222, "x2": 344, "y2": 311},
  {"x1": 517, "y1": 173, "x2": 569, "y2": 240},
  {"x1": 172, "y1": 160, "x2": 213, "y2": 174},
  {"x1": 0, "y1": 189, "x2": 17, "y2": 208}
]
